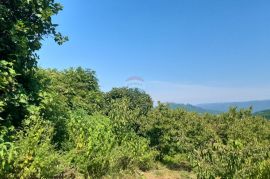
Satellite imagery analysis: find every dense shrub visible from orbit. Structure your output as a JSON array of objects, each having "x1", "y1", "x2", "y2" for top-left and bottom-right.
[
  {"x1": 105, "y1": 87, "x2": 153, "y2": 116},
  {"x1": 191, "y1": 109, "x2": 270, "y2": 178},
  {"x1": 136, "y1": 104, "x2": 270, "y2": 178},
  {"x1": 0, "y1": 125, "x2": 16, "y2": 177},
  {"x1": 143, "y1": 104, "x2": 216, "y2": 160},
  {"x1": 38, "y1": 68, "x2": 104, "y2": 115},
  {"x1": 0, "y1": 0, "x2": 67, "y2": 127},
  {"x1": 107, "y1": 98, "x2": 142, "y2": 135},
  {"x1": 64, "y1": 111, "x2": 116, "y2": 177},
  {"x1": 2, "y1": 66, "x2": 270, "y2": 178},
  {"x1": 111, "y1": 132, "x2": 156, "y2": 172},
  {"x1": 36, "y1": 68, "x2": 105, "y2": 147},
  {"x1": 64, "y1": 110, "x2": 155, "y2": 178},
  {"x1": 1, "y1": 106, "x2": 66, "y2": 178}
]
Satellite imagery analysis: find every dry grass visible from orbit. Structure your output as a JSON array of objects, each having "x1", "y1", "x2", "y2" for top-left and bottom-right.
[{"x1": 104, "y1": 164, "x2": 196, "y2": 179}]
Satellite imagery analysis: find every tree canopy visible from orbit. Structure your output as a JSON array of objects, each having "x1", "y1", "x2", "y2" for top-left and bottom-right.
[{"x1": 0, "y1": 0, "x2": 67, "y2": 127}]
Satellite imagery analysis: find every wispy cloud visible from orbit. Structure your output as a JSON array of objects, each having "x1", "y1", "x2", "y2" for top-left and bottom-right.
[{"x1": 144, "y1": 81, "x2": 270, "y2": 104}]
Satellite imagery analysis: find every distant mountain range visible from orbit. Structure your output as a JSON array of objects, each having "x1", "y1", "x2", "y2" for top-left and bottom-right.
[
  {"x1": 168, "y1": 100, "x2": 270, "y2": 115},
  {"x1": 197, "y1": 99, "x2": 270, "y2": 113},
  {"x1": 168, "y1": 103, "x2": 220, "y2": 114}
]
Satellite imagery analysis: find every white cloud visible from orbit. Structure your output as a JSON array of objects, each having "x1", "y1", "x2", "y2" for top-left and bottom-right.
[{"x1": 144, "y1": 81, "x2": 270, "y2": 104}]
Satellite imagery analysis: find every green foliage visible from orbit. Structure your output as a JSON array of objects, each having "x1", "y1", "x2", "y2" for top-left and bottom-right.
[
  {"x1": 0, "y1": 0, "x2": 67, "y2": 63},
  {"x1": 108, "y1": 98, "x2": 142, "y2": 135},
  {"x1": 0, "y1": 61, "x2": 16, "y2": 115},
  {"x1": 105, "y1": 88, "x2": 153, "y2": 135},
  {"x1": 107, "y1": 99, "x2": 157, "y2": 171},
  {"x1": 137, "y1": 104, "x2": 270, "y2": 178},
  {"x1": 1, "y1": 63, "x2": 269, "y2": 178},
  {"x1": 251, "y1": 160, "x2": 270, "y2": 179},
  {"x1": 112, "y1": 132, "x2": 156, "y2": 172},
  {"x1": 1, "y1": 2, "x2": 269, "y2": 178},
  {"x1": 0, "y1": 60, "x2": 29, "y2": 126},
  {"x1": 38, "y1": 68, "x2": 104, "y2": 116},
  {"x1": 1, "y1": 106, "x2": 66, "y2": 178},
  {"x1": 143, "y1": 104, "x2": 215, "y2": 160},
  {"x1": 64, "y1": 111, "x2": 116, "y2": 177},
  {"x1": 0, "y1": 0, "x2": 67, "y2": 127},
  {"x1": 36, "y1": 68, "x2": 105, "y2": 147},
  {"x1": 14, "y1": 108, "x2": 66, "y2": 178},
  {"x1": 0, "y1": 125, "x2": 16, "y2": 177},
  {"x1": 106, "y1": 87, "x2": 153, "y2": 116},
  {"x1": 64, "y1": 110, "x2": 155, "y2": 178},
  {"x1": 191, "y1": 109, "x2": 270, "y2": 179}
]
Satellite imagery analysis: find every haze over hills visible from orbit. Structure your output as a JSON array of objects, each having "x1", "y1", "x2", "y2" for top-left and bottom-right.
[
  {"x1": 197, "y1": 99, "x2": 270, "y2": 113},
  {"x1": 168, "y1": 100, "x2": 270, "y2": 115},
  {"x1": 168, "y1": 103, "x2": 220, "y2": 114}
]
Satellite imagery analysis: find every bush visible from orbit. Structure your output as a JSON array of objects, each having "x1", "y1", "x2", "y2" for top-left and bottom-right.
[
  {"x1": 64, "y1": 111, "x2": 116, "y2": 177},
  {"x1": 253, "y1": 160, "x2": 270, "y2": 179},
  {"x1": 0, "y1": 125, "x2": 16, "y2": 177},
  {"x1": 36, "y1": 68, "x2": 105, "y2": 147},
  {"x1": 143, "y1": 104, "x2": 215, "y2": 161},
  {"x1": 191, "y1": 109, "x2": 270, "y2": 179},
  {"x1": 64, "y1": 110, "x2": 155, "y2": 178},
  {"x1": 111, "y1": 132, "x2": 156, "y2": 172},
  {"x1": 105, "y1": 87, "x2": 153, "y2": 116},
  {"x1": 1, "y1": 106, "x2": 67, "y2": 178}
]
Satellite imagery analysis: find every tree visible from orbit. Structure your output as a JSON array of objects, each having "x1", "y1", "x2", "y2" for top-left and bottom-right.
[
  {"x1": 36, "y1": 68, "x2": 105, "y2": 146},
  {"x1": 0, "y1": 0, "x2": 67, "y2": 126},
  {"x1": 39, "y1": 67, "x2": 104, "y2": 115},
  {"x1": 105, "y1": 87, "x2": 153, "y2": 116}
]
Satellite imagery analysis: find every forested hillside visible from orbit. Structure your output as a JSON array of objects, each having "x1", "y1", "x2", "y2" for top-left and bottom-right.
[{"x1": 0, "y1": 1, "x2": 270, "y2": 178}]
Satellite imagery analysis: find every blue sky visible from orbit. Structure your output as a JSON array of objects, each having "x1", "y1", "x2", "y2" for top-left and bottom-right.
[{"x1": 38, "y1": 0, "x2": 270, "y2": 104}]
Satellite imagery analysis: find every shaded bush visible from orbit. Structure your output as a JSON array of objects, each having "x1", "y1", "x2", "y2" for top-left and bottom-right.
[{"x1": 1, "y1": 106, "x2": 67, "y2": 178}]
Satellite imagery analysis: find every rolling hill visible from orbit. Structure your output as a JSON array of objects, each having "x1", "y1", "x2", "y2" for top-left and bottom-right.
[
  {"x1": 197, "y1": 100, "x2": 270, "y2": 113},
  {"x1": 168, "y1": 103, "x2": 220, "y2": 114}
]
